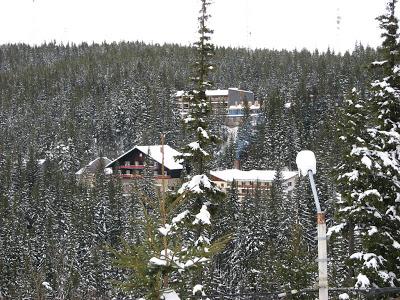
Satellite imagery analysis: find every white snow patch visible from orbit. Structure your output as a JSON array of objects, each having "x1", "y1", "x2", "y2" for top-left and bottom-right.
[
  {"x1": 393, "y1": 240, "x2": 400, "y2": 249},
  {"x1": 193, "y1": 284, "x2": 205, "y2": 296},
  {"x1": 193, "y1": 205, "x2": 211, "y2": 225},
  {"x1": 368, "y1": 226, "x2": 378, "y2": 236},
  {"x1": 355, "y1": 273, "x2": 370, "y2": 288},
  {"x1": 42, "y1": 282, "x2": 53, "y2": 291},
  {"x1": 342, "y1": 170, "x2": 359, "y2": 181},
  {"x1": 197, "y1": 127, "x2": 209, "y2": 139},
  {"x1": 184, "y1": 257, "x2": 209, "y2": 268},
  {"x1": 284, "y1": 102, "x2": 292, "y2": 108},
  {"x1": 158, "y1": 224, "x2": 173, "y2": 236},
  {"x1": 172, "y1": 210, "x2": 189, "y2": 224},
  {"x1": 149, "y1": 257, "x2": 168, "y2": 266},
  {"x1": 178, "y1": 174, "x2": 218, "y2": 194},
  {"x1": 372, "y1": 60, "x2": 387, "y2": 66},
  {"x1": 327, "y1": 223, "x2": 346, "y2": 236},
  {"x1": 162, "y1": 290, "x2": 180, "y2": 300},
  {"x1": 358, "y1": 189, "x2": 382, "y2": 202},
  {"x1": 339, "y1": 293, "x2": 350, "y2": 300},
  {"x1": 188, "y1": 141, "x2": 209, "y2": 156},
  {"x1": 361, "y1": 155, "x2": 372, "y2": 169}
]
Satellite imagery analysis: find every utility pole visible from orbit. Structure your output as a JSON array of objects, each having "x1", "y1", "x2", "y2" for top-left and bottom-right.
[{"x1": 296, "y1": 150, "x2": 328, "y2": 300}]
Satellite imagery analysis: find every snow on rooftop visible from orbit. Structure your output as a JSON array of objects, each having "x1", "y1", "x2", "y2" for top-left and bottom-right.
[
  {"x1": 176, "y1": 88, "x2": 253, "y2": 98},
  {"x1": 106, "y1": 145, "x2": 183, "y2": 170},
  {"x1": 136, "y1": 145, "x2": 183, "y2": 170},
  {"x1": 210, "y1": 169, "x2": 298, "y2": 182},
  {"x1": 75, "y1": 157, "x2": 112, "y2": 175},
  {"x1": 176, "y1": 89, "x2": 228, "y2": 97},
  {"x1": 206, "y1": 89, "x2": 229, "y2": 96}
]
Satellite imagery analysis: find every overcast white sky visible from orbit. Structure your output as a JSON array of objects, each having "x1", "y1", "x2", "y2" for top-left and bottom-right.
[{"x1": 0, "y1": 0, "x2": 396, "y2": 53}]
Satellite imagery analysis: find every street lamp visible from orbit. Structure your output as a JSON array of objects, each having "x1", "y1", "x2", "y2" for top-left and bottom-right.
[{"x1": 296, "y1": 150, "x2": 328, "y2": 300}]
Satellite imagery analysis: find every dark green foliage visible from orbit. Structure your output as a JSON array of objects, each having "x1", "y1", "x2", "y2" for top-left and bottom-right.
[
  {"x1": 332, "y1": 0, "x2": 400, "y2": 290},
  {"x1": 0, "y1": 25, "x2": 388, "y2": 298}
]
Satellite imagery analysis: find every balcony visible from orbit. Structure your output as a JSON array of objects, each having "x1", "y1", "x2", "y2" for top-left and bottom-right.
[
  {"x1": 118, "y1": 174, "x2": 143, "y2": 179},
  {"x1": 116, "y1": 165, "x2": 145, "y2": 170},
  {"x1": 154, "y1": 175, "x2": 171, "y2": 180}
]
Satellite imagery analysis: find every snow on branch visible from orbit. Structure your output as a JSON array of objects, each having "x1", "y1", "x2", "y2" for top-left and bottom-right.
[
  {"x1": 188, "y1": 141, "x2": 209, "y2": 156},
  {"x1": 178, "y1": 174, "x2": 220, "y2": 195},
  {"x1": 193, "y1": 205, "x2": 211, "y2": 225}
]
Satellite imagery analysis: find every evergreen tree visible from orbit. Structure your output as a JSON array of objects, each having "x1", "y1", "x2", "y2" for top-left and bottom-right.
[{"x1": 333, "y1": 0, "x2": 400, "y2": 289}]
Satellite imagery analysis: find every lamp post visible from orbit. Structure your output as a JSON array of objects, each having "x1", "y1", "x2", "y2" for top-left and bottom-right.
[{"x1": 296, "y1": 150, "x2": 328, "y2": 300}]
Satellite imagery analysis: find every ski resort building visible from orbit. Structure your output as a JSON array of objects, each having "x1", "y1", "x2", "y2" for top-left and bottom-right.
[
  {"x1": 210, "y1": 169, "x2": 298, "y2": 199},
  {"x1": 75, "y1": 157, "x2": 112, "y2": 186},
  {"x1": 105, "y1": 145, "x2": 183, "y2": 193},
  {"x1": 175, "y1": 88, "x2": 261, "y2": 126}
]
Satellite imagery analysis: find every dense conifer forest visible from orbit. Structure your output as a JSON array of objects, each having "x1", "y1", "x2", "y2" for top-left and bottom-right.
[{"x1": 0, "y1": 14, "x2": 399, "y2": 296}]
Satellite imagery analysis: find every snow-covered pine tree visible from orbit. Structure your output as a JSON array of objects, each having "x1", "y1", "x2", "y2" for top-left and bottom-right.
[
  {"x1": 333, "y1": 0, "x2": 400, "y2": 289},
  {"x1": 330, "y1": 88, "x2": 368, "y2": 285},
  {"x1": 179, "y1": 0, "x2": 219, "y2": 176},
  {"x1": 113, "y1": 2, "x2": 226, "y2": 299}
]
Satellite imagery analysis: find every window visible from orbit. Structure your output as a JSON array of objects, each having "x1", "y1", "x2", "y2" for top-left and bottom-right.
[
  {"x1": 288, "y1": 182, "x2": 292, "y2": 187},
  {"x1": 126, "y1": 170, "x2": 131, "y2": 175},
  {"x1": 154, "y1": 170, "x2": 158, "y2": 176},
  {"x1": 139, "y1": 153, "x2": 143, "y2": 158},
  {"x1": 134, "y1": 161, "x2": 139, "y2": 166},
  {"x1": 125, "y1": 161, "x2": 130, "y2": 166}
]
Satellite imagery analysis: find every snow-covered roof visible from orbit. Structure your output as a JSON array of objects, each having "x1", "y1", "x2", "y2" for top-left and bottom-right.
[
  {"x1": 206, "y1": 89, "x2": 229, "y2": 96},
  {"x1": 106, "y1": 145, "x2": 183, "y2": 170},
  {"x1": 210, "y1": 169, "x2": 298, "y2": 182},
  {"x1": 75, "y1": 157, "x2": 112, "y2": 175},
  {"x1": 176, "y1": 89, "x2": 229, "y2": 97}
]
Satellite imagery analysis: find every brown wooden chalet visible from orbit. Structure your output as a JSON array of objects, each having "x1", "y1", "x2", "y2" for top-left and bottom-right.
[{"x1": 105, "y1": 145, "x2": 183, "y2": 192}]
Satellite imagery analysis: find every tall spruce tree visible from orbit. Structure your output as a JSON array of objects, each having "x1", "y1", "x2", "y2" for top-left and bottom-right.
[
  {"x1": 333, "y1": 0, "x2": 400, "y2": 289},
  {"x1": 113, "y1": 2, "x2": 226, "y2": 299}
]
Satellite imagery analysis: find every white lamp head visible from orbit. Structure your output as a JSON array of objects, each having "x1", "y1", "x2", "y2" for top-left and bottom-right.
[{"x1": 296, "y1": 150, "x2": 317, "y2": 177}]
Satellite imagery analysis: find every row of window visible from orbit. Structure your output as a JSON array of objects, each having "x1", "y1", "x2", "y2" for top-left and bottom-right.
[{"x1": 219, "y1": 181, "x2": 293, "y2": 188}]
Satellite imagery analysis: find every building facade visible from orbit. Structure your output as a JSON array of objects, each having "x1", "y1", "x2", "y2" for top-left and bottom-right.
[
  {"x1": 210, "y1": 169, "x2": 298, "y2": 199},
  {"x1": 76, "y1": 157, "x2": 112, "y2": 186},
  {"x1": 175, "y1": 88, "x2": 261, "y2": 126},
  {"x1": 105, "y1": 145, "x2": 183, "y2": 193}
]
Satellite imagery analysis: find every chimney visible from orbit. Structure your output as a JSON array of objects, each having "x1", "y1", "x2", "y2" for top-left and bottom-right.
[{"x1": 234, "y1": 159, "x2": 240, "y2": 170}]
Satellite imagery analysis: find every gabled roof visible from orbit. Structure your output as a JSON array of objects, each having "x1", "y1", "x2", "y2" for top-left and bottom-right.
[
  {"x1": 105, "y1": 145, "x2": 183, "y2": 170},
  {"x1": 76, "y1": 157, "x2": 112, "y2": 175},
  {"x1": 210, "y1": 169, "x2": 298, "y2": 182}
]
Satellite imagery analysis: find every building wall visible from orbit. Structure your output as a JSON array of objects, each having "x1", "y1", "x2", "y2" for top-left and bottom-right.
[
  {"x1": 212, "y1": 176, "x2": 297, "y2": 199},
  {"x1": 227, "y1": 89, "x2": 254, "y2": 106}
]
